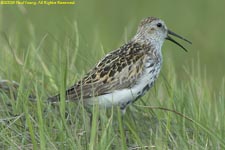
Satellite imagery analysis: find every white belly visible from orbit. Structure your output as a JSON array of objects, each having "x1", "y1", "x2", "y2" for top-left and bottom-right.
[{"x1": 86, "y1": 61, "x2": 162, "y2": 108}]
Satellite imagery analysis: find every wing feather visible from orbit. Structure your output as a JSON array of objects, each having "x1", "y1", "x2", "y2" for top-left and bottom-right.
[{"x1": 48, "y1": 42, "x2": 149, "y2": 102}]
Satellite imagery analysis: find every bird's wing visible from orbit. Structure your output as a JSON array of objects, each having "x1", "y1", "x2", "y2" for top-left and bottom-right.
[{"x1": 48, "y1": 42, "x2": 149, "y2": 102}]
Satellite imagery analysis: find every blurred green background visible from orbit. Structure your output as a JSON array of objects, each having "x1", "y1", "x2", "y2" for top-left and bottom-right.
[{"x1": 0, "y1": 0, "x2": 225, "y2": 90}]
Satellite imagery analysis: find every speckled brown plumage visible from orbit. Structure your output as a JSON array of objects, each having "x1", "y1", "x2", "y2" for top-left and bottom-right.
[
  {"x1": 47, "y1": 17, "x2": 191, "y2": 110},
  {"x1": 49, "y1": 42, "x2": 153, "y2": 101}
]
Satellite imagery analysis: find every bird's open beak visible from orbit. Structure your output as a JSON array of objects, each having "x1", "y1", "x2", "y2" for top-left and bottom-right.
[{"x1": 166, "y1": 30, "x2": 192, "y2": 52}]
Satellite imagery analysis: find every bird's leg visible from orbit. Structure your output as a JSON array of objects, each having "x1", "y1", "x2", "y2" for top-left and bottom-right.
[
  {"x1": 120, "y1": 107, "x2": 126, "y2": 130},
  {"x1": 121, "y1": 107, "x2": 127, "y2": 116}
]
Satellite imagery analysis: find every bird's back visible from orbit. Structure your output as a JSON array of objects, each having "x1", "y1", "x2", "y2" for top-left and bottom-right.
[{"x1": 47, "y1": 41, "x2": 162, "y2": 109}]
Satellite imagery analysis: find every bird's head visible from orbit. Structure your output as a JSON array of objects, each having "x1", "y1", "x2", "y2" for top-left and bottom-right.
[{"x1": 134, "y1": 17, "x2": 191, "y2": 51}]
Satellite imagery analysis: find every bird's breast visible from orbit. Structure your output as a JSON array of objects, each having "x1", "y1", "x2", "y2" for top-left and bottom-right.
[
  {"x1": 86, "y1": 58, "x2": 162, "y2": 108},
  {"x1": 137, "y1": 58, "x2": 162, "y2": 95}
]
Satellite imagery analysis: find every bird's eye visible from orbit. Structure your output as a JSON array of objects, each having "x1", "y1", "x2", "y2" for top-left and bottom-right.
[{"x1": 157, "y1": 23, "x2": 162, "y2": 28}]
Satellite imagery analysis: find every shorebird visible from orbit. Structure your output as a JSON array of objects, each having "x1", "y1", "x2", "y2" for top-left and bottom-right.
[{"x1": 48, "y1": 17, "x2": 191, "y2": 113}]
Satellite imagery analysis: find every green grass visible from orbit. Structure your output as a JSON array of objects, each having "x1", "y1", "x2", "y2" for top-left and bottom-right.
[
  {"x1": 0, "y1": 22, "x2": 224, "y2": 150},
  {"x1": 1, "y1": 1, "x2": 225, "y2": 149}
]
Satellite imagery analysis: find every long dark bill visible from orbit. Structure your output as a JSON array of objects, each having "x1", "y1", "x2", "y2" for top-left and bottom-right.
[{"x1": 166, "y1": 30, "x2": 192, "y2": 52}]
